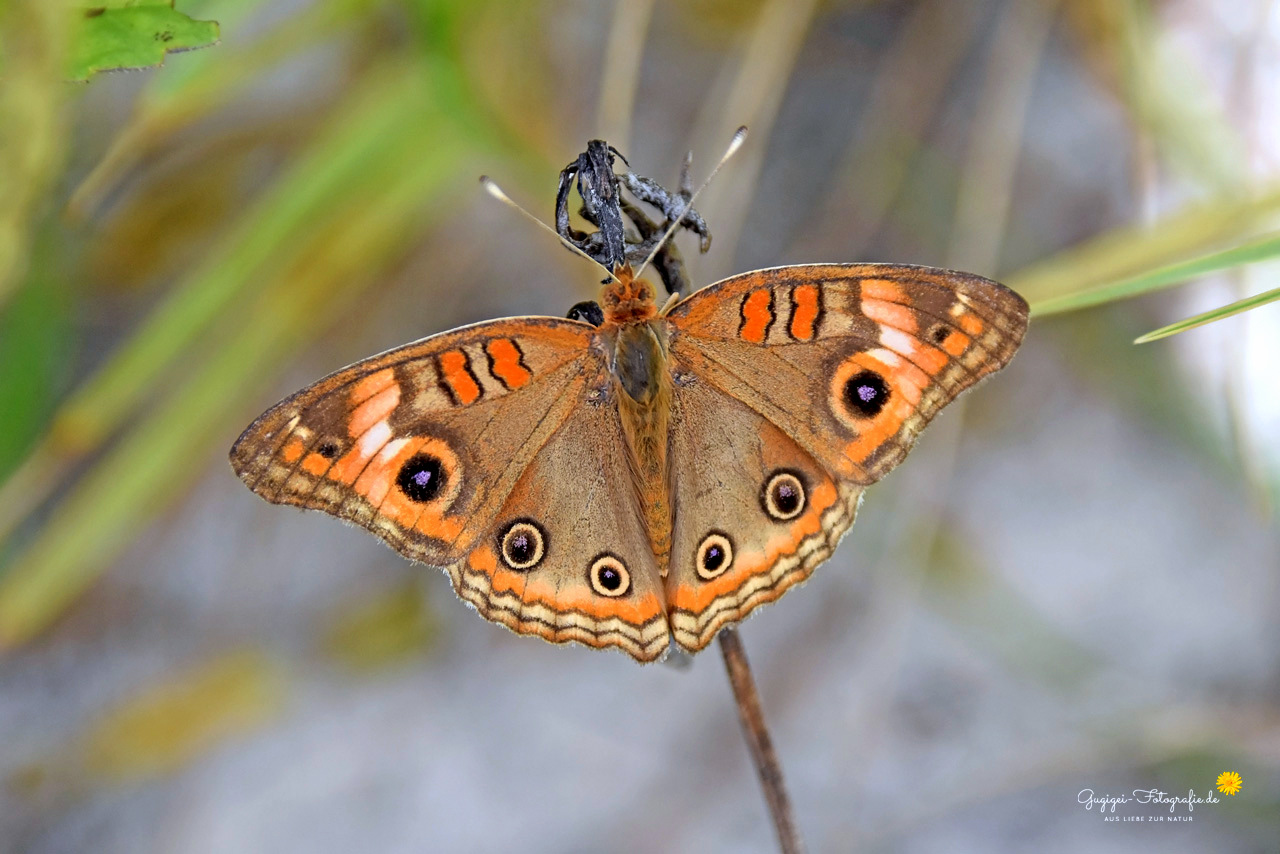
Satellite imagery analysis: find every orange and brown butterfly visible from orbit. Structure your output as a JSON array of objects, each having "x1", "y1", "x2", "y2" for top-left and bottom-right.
[{"x1": 230, "y1": 146, "x2": 1029, "y2": 663}]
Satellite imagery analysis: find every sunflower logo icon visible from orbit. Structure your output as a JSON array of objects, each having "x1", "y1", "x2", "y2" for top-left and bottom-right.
[{"x1": 1216, "y1": 771, "x2": 1243, "y2": 796}]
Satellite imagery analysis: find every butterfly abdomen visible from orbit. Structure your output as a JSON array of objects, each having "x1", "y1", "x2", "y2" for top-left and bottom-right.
[{"x1": 612, "y1": 320, "x2": 674, "y2": 573}]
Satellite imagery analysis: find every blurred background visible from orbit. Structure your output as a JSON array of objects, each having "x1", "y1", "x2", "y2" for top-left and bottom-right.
[{"x1": 2, "y1": 0, "x2": 1279, "y2": 851}]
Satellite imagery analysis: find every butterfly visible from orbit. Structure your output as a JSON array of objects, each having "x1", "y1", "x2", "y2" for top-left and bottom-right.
[{"x1": 230, "y1": 257, "x2": 1028, "y2": 662}]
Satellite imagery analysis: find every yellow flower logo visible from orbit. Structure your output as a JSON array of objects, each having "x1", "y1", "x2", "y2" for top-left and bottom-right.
[{"x1": 1216, "y1": 771, "x2": 1243, "y2": 796}]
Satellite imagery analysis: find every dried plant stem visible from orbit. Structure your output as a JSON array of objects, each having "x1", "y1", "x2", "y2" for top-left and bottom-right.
[{"x1": 718, "y1": 627, "x2": 805, "y2": 854}]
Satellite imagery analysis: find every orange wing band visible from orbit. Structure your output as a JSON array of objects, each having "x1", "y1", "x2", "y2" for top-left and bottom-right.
[
  {"x1": 789, "y1": 284, "x2": 820, "y2": 340},
  {"x1": 439, "y1": 350, "x2": 482, "y2": 405},
  {"x1": 739, "y1": 290, "x2": 774, "y2": 343}
]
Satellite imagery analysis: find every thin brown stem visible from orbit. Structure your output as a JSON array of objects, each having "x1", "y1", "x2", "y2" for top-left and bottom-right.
[{"x1": 718, "y1": 627, "x2": 805, "y2": 854}]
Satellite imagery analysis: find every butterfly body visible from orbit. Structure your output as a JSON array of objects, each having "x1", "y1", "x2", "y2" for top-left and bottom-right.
[
  {"x1": 603, "y1": 268, "x2": 676, "y2": 570},
  {"x1": 232, "y1": 263, "x2": 1028, "y2": 662}
]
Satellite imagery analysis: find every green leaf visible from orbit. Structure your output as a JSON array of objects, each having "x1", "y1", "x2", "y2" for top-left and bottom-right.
[
  {"x1": 1030, "y1": 230, "x2": 1280, "y2": 316},
  {"x1": 1135, "y1": 284, "x2": 1280, "y2": 344},
  {"x1": 70, "y1": 3, "x2": 219, "y2": 82}
]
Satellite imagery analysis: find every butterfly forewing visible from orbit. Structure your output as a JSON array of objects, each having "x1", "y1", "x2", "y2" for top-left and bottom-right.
[
  {"x1": 667, "y1": 263, "x2": 1029, "y2": 485},
  {"x1": 230, "y1": 318, "x2": 600, "y2": 568}
]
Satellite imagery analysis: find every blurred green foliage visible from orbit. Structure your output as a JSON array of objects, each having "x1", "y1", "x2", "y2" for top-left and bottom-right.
[
  {"x1": 10, "y1": 650, "x2": 283, "y2": 797},
  {"x1": 322, "y1": 579, "x2": 437, "y2": 671},
  {"x1": 1032, "y1": 229, "x2": 1280, "y2": 321}
]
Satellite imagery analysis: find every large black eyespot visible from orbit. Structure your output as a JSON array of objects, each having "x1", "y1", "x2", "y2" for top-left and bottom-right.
[
  {"x1": 589, "y1": 553, "x2": 630, "y2": 597},
  {"x1": 567, "y1": 300, "x2": 605, "y2": 327},
  {"x1": 762, "y1": 471, "x2": 806, "y2": 521},
  {"x1": 500, "y1": 520, "x2": 546, "y2": 570},
  {"x1": 842, "y1": 370, "x2": 890, "y2": 418},
  {"x1": 696, "y1": 532, "x2": 734, "y2": 580},
  {"x1": 397, "y1": 453, "x2": 446, "y2": 502}
]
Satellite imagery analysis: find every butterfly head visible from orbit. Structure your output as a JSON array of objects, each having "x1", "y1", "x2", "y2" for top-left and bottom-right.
[{"x1": 600, "y1": 264, "x2": 658, "y2": 327}]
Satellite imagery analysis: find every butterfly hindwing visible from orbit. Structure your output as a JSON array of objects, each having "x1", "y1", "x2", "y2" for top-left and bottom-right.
[
  {"x1": 665, "y1": 377, "x2": 863, "y2": 653},
  {"x1": 451, "y1": 368, "x2": 670, "y2": 661}
]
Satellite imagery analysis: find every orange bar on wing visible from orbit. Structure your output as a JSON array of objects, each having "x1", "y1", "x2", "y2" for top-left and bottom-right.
[
  {"x1": 439, "y1": 350, "x2": 481, "y2": 405},
  {"x1": 790, "y1": 285, "x2": 820, "y2": 340},
  {"x1": 348, "y1": 383, "x2": 400, "y2": 438},
  {"x1": 879, "y1": 327, "x2": 947, "y2": 375},
  {"x1": 861, "y1": 278, "x2": 908, "y2": 303},
  {"x1": 487, "y1": 339, "x2": 532, "y2": 389},
  {"x1": 740, "y1": 290, "x2": 773, "y2": 343}
]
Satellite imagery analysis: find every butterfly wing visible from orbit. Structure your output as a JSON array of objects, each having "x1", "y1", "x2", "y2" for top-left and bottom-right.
[
  {"x1": 231, "y1": 316, "x2": 670, "y2": 660},
  {"x1": 665, "y1": 377, "x2": 865, "y2": 652},
  {"x1": 451, "y1": 376, "x2": 670, "y2": 661},
  {"x1": 663, "y1": 263, "x2": 1028, "y2": 651}
]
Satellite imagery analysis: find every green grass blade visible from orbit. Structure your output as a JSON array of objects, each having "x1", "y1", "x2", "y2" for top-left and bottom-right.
[
  {"x1": 1135, "y1": 284, "x2": 1280, "y2": 344},
  {"x1": 53, "y1": 64, "x2": 422, "y2": 453},
  {"x1": 0, "y1": 64, "x2": 435, "y2": 548},
  {"x1": 1029, "y1": 230, "x2": 1280, "y2": 316},
  {"x1": 1006, "y1": 187, "x2": 1280, "y2": 304},
  {"x1": 0, "y1": 226, "x2": 75, "y2": 480},
  {"x1": 0, "y1": 2, "x2": 71, "y2": 309},
  {"x1": 0, "y1": 132, "x2": 471, "y2": 647}
]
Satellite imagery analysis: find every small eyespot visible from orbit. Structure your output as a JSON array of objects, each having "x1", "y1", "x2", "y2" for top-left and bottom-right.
[
  {"x1": 397, "y1": 453, "x2": 446, "y2": 502},
  {"x1": 762, "y1": 471, "x2": 806, "y2": 521},
  {"x1": 696, "y1": 532, "x2": 734, "y2": 580},
  {"x1": 317, "y1": 441, "x2": 339, "y2": 459},
  {"x1": 500, "y1": 520, "x2": 546, "y2": 570},
  {"x1": 931, "y1": 325, "x2": 950, "y2": 345},
  {"x1": 842, "y1": 369, "x2": 890, "y2": 418},
  {"x1": 589, "y1": 553, "x2": 630, "y2": 597}
]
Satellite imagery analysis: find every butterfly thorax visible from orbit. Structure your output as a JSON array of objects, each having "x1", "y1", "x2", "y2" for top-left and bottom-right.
[
  {"x1": 600, "y1": 264, "x2": 658, "y2": 326},
  {"x1": 602, "y1": 267, "x2": 674, "y2": 573}
]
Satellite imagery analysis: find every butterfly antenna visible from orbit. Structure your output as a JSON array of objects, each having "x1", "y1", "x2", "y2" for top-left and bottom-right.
[
  {"x1": 479, "y1": 176, "x2": 620, "y2": 283},
  {"x1": 635, "y1": 125, "x2": 748, "y2": 280}
]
